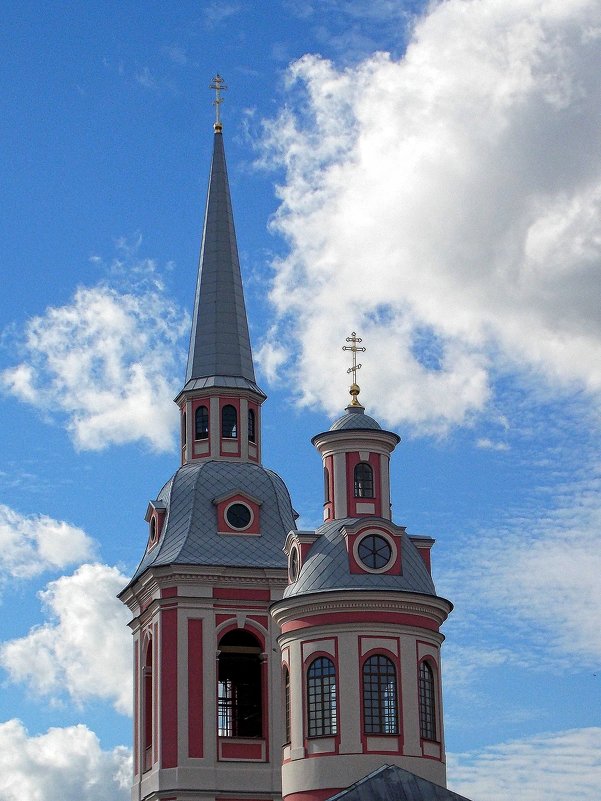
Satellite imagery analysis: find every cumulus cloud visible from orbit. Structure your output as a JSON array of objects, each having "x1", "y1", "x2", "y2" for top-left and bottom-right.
[
  {"x1": 1, "y1": 279, "x2": 188, "y2": 452},
  {"x1": 259, "y1": 0, "x2": 601, "y2": 433},
  {"x1": 449, "y1": 727, "x2": 601, "y2": 801},
  {"x1": 0, "y1": 504, "x2": 95, "y2": 581},
  {"x1": 0, "y1": 719, "x2": 130, "y2": 801},
  {"x1": 0, "y1": 564, "x2": 132, "y2": 714}
]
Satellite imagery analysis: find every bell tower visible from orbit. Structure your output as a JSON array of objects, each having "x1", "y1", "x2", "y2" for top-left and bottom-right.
[{"x1": 120, "y1": 79, "x2": 296, "y2": 801}]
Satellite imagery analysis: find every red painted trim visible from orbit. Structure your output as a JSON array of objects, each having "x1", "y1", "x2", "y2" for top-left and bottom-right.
[
  {"x1": 417, "y1": 546, "x2": 432, "y2": 573},
  {"x1": 152, "y1": 624, "x2": 158, "y2": 765},
  {"x1": 188, "y1": 619, "x2": 203, "y2": 758},
  {"x1": 247, "y1": 400, "x2": 260, "y2": 462},
  {"x1": 217, "y1": 621, "x2": 266, "y2": 650},
  {"x1": 160, "y1": 608, "x2": 178, "y2": 768},
  {"x1": 219, "y1": 397, "x2": 241, "y2": 457},
  {"x1": 216, "y1": 494, "x2": 261, "y2": 535},
  {"x1": 416, "y1": 644, "x2": 442, "y2": 760},
  {"x1": 161, "y1": 587, "x2": 177, "y2": 598},
  {"x1": 133, "y1": 642, "x2": 139, "y2": 775},
  {"x1": 283, "y1": 611, "x2": 439, "y2": 633},
  {"x1": 346, "y1": 451, "x2": 382, "y2": 517},
  {"x1": 220, "y1": 739, "x2": 263, "y2": 762},
  {"x1": 248, "y1": 614, "x2": 268, "y2": 629},
  {"x1": 216, "y1": 613, "x2": 235, "y2": 627},
  {"x1": 213, "y1": 587, "x2": 271, "y2": 601}
]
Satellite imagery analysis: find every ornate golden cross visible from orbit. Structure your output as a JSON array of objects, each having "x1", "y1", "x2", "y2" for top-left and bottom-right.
[
  {"x1": 343, "y1": 332, "x2": 366, "y2": 406},
  {"x1": 209, "y1": 74, "x2": 227, "y2": 130}
]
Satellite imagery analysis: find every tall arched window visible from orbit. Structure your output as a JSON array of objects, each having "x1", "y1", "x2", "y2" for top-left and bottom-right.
[
  {"x1": 143, "y1": 640, "x2": 153, "y2": 771},
  {"x1": 324, "y1": 466, "x2": 330, "y2": 502},
  {"x1": 217, "y1": 629, "x2": 262, "y2": 738},
  {"x1": 362, "y1": 654, "x2": 398, "y2": 734},
  {"x1": 248, "y1": 409, "x2": 256, "y2": 443},
  {"x1": 354, "y1": 462, "x2": 374, "y2": 498},
  {"x1": 419, "y1": 660, "x2": 437, "y2": 741},
  {"x1": 284, "y1": 667, "x2": 291, "y2": 744},
  {"x1": 222, "y1": 405, "x2": 238, "y2": 438},
  {"x1": 195, "y1": 405, "x2": 209, "y2": 439},
  {"x1": 307, "y1": 657, "x2": 337, "y2": 736}
]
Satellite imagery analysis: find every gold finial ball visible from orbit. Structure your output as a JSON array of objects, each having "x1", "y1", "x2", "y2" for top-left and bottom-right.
[
  {"x1": 214, "y1": 121, "x2": 223, "y2": 132},
  {"x1": 349, "y1": 382, "x2": 363, "y2": 407}
]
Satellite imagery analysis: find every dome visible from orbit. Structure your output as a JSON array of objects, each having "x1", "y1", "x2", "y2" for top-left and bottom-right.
[
  {"x1": 129, "y1": 460, "x2": 296, "y2": 584},
  {"x1": 284, "y1": 517, "x2": 436, "y2": 599},
  {"x1": 329, "y1": 406, "x2": 382, "y2": 431}
]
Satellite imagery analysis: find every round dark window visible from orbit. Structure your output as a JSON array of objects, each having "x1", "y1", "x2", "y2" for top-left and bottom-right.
[
  {"x1": 226, "y1": 503, "x2": 252, "y2": 530},
  {"x1": 357, "y1": 533, "x2": 392, "y2": 570},
  {"x1": 289, "y1": 547, "x2": 299, "y2": 581}
]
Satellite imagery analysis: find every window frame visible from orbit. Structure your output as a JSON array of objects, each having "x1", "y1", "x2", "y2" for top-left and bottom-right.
[
  {"x1": 195, "y1": 405, "x2": 209, "y2": 440},
  {"x1": 354, "y1": 461, "x2": 374, "y2": 498},
  {"x1": 418, "y1": 659, "x2": 437, "y2": 741},
  {"x1": 221, "y1": 404, "x2": 238, "y2": 439},
  {"x1": 362, "y1": 653, "x2": 398, "y2": 735},
  {"x1": 306, "y1": 656, "x2": 337, "y2": 737}
]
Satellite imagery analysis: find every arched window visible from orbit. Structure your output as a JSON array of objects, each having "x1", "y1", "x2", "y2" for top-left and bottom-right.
[
  {"x1": 195, "y1": 405, "x2": 209, "y2": 439},
  {"x1": 284, "y1": 667, "x2": 291, "y2": 744},
  {"x1": 181, "y1": 411, "x2": 187, "y2": 448},
  {"x1": 217, "y1": 629, "x2": 262, "y2": 738},
  {"x1": 419, "y1": 660, "x2": 437, "y2": 741},
  {"x1": 248, "y1": 409, "x2": 256, "y2": 443},
  {"x1": 354, "y1": 462, "x2": 374, "y2": 498},
  {"x1": 324, "y1": 466, "x2": 330, "y2": 502},
  {"x1": 222, "y1": 405, "x2": 238, "y2": 438},
  {"x1": 362, "y1": 654, "x2": 398, "y2": 734},
  {"x1": 143, "y1": 640, "x2": 153, "y2": 771},
  {"x1": 307, "y1": 657, "x2": 337, "y2": 736}
]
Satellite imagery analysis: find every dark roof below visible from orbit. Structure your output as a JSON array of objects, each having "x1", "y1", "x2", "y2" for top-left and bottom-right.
[{"x1": 327, "y1": 765, "x2": 474, "y2": 801}]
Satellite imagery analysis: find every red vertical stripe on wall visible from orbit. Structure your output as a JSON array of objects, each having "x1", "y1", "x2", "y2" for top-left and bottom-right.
[
  {"x1": 188, "y1": 619, "x2": 203, "y2": 757},
  {"x1": 133, "y1": 644, "x2": 139, "y2": 775},
  {"x1": 161, "y1": 608, "x2": 178, "y2": 768}
]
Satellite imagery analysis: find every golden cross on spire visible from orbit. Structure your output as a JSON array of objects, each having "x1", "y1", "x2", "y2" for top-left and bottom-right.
[
  {"x1": 342, "y1": 332, "x2": 366, "y2": 407},
  {"x1": 209, "y1": 74, "x2": 227, "y2": 131}
]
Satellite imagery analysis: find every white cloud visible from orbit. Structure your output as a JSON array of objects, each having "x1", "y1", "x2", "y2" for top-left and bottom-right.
[
  {"x1": 442, "y1": 462, "x2": 601, "y2": 666},
  {"x1": 0, "y1": 564, "x2": 132, "y2": 715},
  {"x1": 259, "y1": 0, "x2": 601, "y2": 433},
  {"x1": 476, "y1": 438, "x2": 510, "y2": 451},
  {"x1": 0, "y1": 719, "x2": 130, "y2": 801},
  {"x1": 1, "y1": 281, "x2": 188, "y2": 452},
  {"x1": 449, "y1": 727, "x2": 601, "y2": 801},
  {"x1": 0, "y1": 504, "x2": 95, "y2": 581}
]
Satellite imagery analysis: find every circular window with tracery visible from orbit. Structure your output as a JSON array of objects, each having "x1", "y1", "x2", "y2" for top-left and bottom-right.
[
  {"x1": 225, "y1": 502, "x2": 252, "y2": 530},
  {"x1": 356, "y1": 533, "x2": 393, "y2": 571}
]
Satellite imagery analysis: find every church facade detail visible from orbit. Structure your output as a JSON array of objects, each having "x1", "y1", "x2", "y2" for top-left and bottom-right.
[{"x1": 120, "y1": 94, "x2": 459, "y2": 801}]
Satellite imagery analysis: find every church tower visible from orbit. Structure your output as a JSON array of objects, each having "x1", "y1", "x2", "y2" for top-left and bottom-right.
[
  {"x1": 120, "y1": 78, "x2": 296, "y2": 801},
  {"x1": 121, "y1": 79, "x2": 461, "y2": 801}
]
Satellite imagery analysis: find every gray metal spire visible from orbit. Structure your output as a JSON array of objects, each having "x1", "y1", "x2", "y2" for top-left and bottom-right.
[{"x1": 182, "y1": 128, "x2": 265, "y2": 397}]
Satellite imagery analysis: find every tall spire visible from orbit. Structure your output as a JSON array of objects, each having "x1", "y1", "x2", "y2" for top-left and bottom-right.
[{"x1": 183, "y1": 88, "x2": 263, "y2": 396}]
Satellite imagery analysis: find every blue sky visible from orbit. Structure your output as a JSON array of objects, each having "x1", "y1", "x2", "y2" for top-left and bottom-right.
[{"x1": 1, "y1": 2, "x2": 601, "y2": 799}]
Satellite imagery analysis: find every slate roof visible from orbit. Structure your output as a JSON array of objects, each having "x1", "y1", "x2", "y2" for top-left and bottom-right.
[
  {"x1": 330, "y1": 406, "x2": 383, "y2": 431},
  {"x1": 185, "y1": 129, "x2": 259, "y2": 392},
  {"x1": 284, "y1": 517, "x2": 436, "y2": 598},
  {"x1": 327, "y1": 765, "x2": 473, "y2": 801},
  {"x1": 128, "y1": 460, "x2": 295, "y2": 585}
]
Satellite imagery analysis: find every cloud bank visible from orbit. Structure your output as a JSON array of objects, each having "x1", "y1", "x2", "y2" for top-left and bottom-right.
[
  {"x1": 0, "y1": 564, "x2": 132, "y2": 715},
  {"x1": 259, "y1": 0, "x2": 601, "y2": 433},
  {"x1": 0, "y1": 719, "x2": 130, "y2": 801},
  {"x1": 449, "y1": 727, "x2": 601, "y2": 801},
  {"x1": 2, "y1": 279, "x2": 188, "y2": 452},
  {"x1": 0, "y1": 504, "x2": 95, "y2": 581}
]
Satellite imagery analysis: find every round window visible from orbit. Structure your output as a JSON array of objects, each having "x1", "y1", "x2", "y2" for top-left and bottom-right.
[
  {"x1": 357, "y1": 533, "x2": 392, "y2": 570},
  {"x1": 289, "y1": 547, "x2": 299, "y2": 582},
  {"x1": 226, "y1": 503, "x2": 252, "y2": 530}
]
